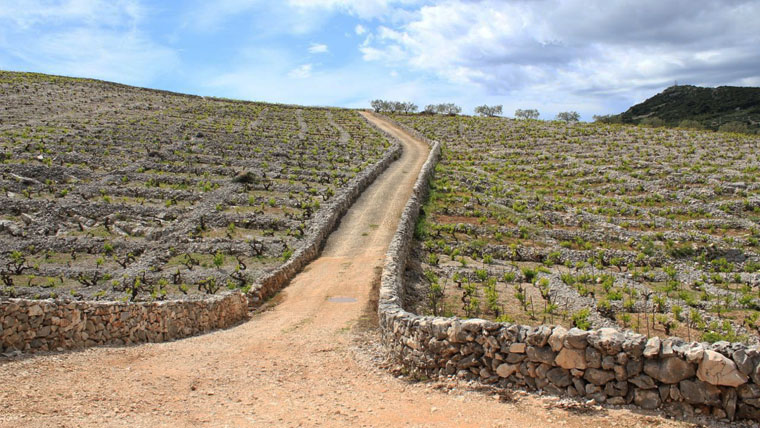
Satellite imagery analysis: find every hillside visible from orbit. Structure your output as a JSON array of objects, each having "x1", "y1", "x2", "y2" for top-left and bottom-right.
[
  {"x1": 0, "y1": 70, "x2": 391, "y2": 301},
  {"x1": 390, "y1": 112, "x2": 760, "y2": 345},
  {"x1": 611, "y1": 84, "x2": 760, "y2": 133}
]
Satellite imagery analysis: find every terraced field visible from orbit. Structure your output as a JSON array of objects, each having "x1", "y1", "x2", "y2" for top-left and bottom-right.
[
  {"x1": 0, "y1": 71, "x2": 391, "y2": 301},
  {"x1": 391, "y1": 114, "x2": 760, "y2": 345}
]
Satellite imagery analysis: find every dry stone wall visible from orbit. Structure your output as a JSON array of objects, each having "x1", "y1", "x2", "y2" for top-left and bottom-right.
[
  {"x1": 1, "y1": 112, "x2": 402, "y2": 354},
  {"x1": 246, "y1": 117, "x2": 402, "y2": 305},
  {"x1": 1, "y1": 293, "x2": 247, "y2": 353},
  {"x1": 377, "y1": 121, "x2": 760, "y2": 423}
]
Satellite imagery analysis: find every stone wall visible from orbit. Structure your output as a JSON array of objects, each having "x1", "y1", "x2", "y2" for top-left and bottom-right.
[
  {"x1": 1, "y1": 112, "x2": 403, "y2": 354},
  {"x1": 246, "y1": 117, "x2": 402, "y2": 305},
  {"x1": 377, "y1": 124, "x2": 760, "y2": 422},
  {"x1": 1, "y1": 292, "x2": 247, "y2": 353}
]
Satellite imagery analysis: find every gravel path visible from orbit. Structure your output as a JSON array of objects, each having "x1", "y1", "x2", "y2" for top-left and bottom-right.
[{"x1": 0, "y1": 112, "x2": 694, "y2": 427}]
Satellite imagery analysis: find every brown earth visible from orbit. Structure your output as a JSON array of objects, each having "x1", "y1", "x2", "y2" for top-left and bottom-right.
[{"x1": 0, "y1": 112, "x2": 700, "y2": 427}]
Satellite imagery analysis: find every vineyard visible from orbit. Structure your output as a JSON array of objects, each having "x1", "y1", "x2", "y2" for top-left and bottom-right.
[
  {"x1": 0, "y1": 71, "x2": 391, "y2": 302},
  {"x1": 391, "y1": 114, "x2": 760, "y2": 345}
]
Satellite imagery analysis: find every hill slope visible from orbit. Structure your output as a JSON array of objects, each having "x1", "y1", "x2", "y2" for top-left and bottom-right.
[
  {"x1": 0, "y1": 70, "x2": 391, "y2": 301},
  {"x1": 613, "y1": 84, "x2": 760, "y2": 133}
]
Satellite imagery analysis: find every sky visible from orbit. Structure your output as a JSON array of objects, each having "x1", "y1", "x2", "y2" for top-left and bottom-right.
[{"x1": 1, "y1": 0, "x2": 759, "y2": 120}]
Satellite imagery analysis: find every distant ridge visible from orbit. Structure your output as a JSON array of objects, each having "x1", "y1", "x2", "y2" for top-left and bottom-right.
[{"x1": 608, "y1": 84, "x2": 760, "y2": 133}]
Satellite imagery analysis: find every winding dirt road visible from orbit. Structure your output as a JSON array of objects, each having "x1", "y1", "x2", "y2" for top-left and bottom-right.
[{"x1": 0, "y1": 112, "x2": 692, "y2": 427}]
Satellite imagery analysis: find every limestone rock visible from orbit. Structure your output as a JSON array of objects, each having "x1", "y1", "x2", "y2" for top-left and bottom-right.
[
  {"x1": 732, "y1": 349, "x2": 756, "y2": 376},
  {"x1": 723, "y1": 388, "x2": 737, "y2": 421},
  {"x1": 697, "y1": 350, "x2": 748, "y2": 387},
  {"x1": 738, "y1": 404, "x2": 760, "y2": 421},
  {"x1": 634, "y1": 388, "x2": 661, "y2": 410},
  {"x1": 738, "y1": 383, "x2": 760, "y2": 400},
  {"x1": 28, "y1": 305, "x2": 44, "y2": 317},
  {"x1": 643, "y1": 337, "x2": 660, "y2": 358},
  {"x1": 496, "y1": 363, "x2": 519, "y2": 378},
  {"x1": 448, "y1": 322, "x2": 466, "y2": 343},
  {"x1": 548, "y1": 326, "x2": 567, "y2": 352},
  {"x1": 629, "y1": 374, "x2": 657, "y2": 389},
  {"x1": 555, "y1": 347, "x2": 587, "y2": 370},
  {"x1": 564, "y1": 328, "x2": 589, "y2": 349},
  {"x1": 643, "y1": 357, "x2": 695, "y2": 384},
  {"x1": 587, "y1": 328, "x2": 624, "y2": 355},
  {"x1": 546, "y1": 367, "x2": 572, "y2": 388},
  {"x1": 584, "y1": 368, "x2": 615, "y2": 386},
  {"x1": 622, "y1": 334, "x2": 647, "y2": 358},
  {"x1": 526, "y1": 346, "x2": 556, "y2": 365},
  {"x1": 683, "y1": 343, "x2": 705, "y2": 364},
  {"x1": 679, "y1": 379, "x2": 722, "y2": 405},
  {"x1": 585, "y1": 346, "x2": 601, "y2": 369},
  {"x1": 526, "y1": 325, "x2": 551, "y2": 347}
]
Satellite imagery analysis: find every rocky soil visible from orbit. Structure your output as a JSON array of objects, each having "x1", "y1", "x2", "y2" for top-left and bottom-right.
[
  {"x1": 0, "y1": 112, "x2": 708, "y2": 428},
  {"x1": 0, "y1": 71, "x2": 391, "y2": 302},
  {"x1": 392, "y1": 113, "x2": 760, "y2": 345}
]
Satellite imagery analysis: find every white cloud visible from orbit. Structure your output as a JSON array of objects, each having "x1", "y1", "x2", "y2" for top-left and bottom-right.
[
  {"x1": 287, "y1": 0, "x2": 404, "y2": 20},
  {"x1": 0, "y1": 0, "x2": 144, "y2": 28},
  {"x1": 0, "y1": 0, "x2": 177, "y2": 85},
  {"x1": 308, "y1": 43, "x2": 329, "y2": 54},
  {"x1": 288, "y1": 64, "x2": 313, "y2": 79},
  {"x1": 355, "y1": 24, "x2": 367, "y2": 35},
  {"x1": 9, "y1": 28, "x2": 177, "y2": 85},
  {"x1": 358, "y1": 0, "x2": 760, "y2": 116}
]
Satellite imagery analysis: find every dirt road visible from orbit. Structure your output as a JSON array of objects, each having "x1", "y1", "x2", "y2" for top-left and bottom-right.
[{"x1": 0, "y1": 112, "x2": 692, "y2": 427}]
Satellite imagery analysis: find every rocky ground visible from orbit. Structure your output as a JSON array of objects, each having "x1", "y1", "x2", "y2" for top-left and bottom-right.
[
  {"x1": 392, "y1": 113, "x2": 760, "y2": 346},
  {"x1": 0, "y1": 71, "x2": 391, "y2": 302},
  {"x1": 0, "y1": 113, "x2": 716, "y2": 427}
]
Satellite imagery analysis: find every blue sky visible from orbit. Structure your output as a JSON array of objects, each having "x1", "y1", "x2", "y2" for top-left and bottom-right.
[{"x1": 1, "y1": 1, "x2": 759, "y2": 120}]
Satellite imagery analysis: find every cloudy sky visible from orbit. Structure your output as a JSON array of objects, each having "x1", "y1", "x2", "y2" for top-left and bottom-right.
[{"x1": 1, "y1": 0, "x2": 759, "y2": 119}]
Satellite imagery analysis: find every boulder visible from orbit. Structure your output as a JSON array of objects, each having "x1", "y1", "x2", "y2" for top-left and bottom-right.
[
  {"x1": 431, "y1": 319, "x2": 451, "y2": 339},
  {"x1": 584, "y1": 368, "x2": 615, "y2": 386},
  {"x1": 724, "y1": 388, "x2": 737, "y2": 421},
  {"x1": 697, "y1": 350, "x2": 748, "y2": 387},
  {"x1": 496, "y1": 363, "x2": 519, "y2": 378},
  {"x1": 604, "y1": 380, "x2": 628, "y2": 397},
  {"x1": 683, "y1": 343, "x2": 705, "y2": 364},
  {"x1": 462, "y1": 318, "x2": 496, "y2": 332},
  {"x1": 526, "y1": 346, "x2": 556, "y2": 364},
  {"x1": 587, "y1": 328, "x2": 624, "y2": 355},
  {"x1": 629, "y1": 374, "x2": 657, "y2": 389},
  {"x1": 643, "y1": 337, "x2": 660, "y2": 358},
  {"x1": 737, "y1": 404, "x2": 760, "y2": 421},
  {"x1": 555, "y1": 347, "x2": 587, "y2": 370},
  {"x1": 28, "y1": 305, "x2": 44, "y2": 317},
  {"x1": 622, "y1": 334, "x2": 647, "y2": 358},
  {"x1": 536, "y1": 363, "x2": 551, "y2": 379},
  {"x1": 601, "y1": 355, "x2": 615, "y2": 370},
  {"x1": 564, "y1": 328, "x2": 589, "y2": 349},
  {"x1": 678, "y1": 379, "x2": 721, "y2": 406},
  {"x1": 626, "y1": 358, "x2": 643, "y2": 377},
  {"x1": 585, "y1": 347, "x2": 602, "y2": 369},
  {"x1": 634, "y1": 388, "x2": 661, "y2": 410},
  {"x1": 447, "y1": 321, "x2": 466, "y2": 343},
  {"x1": 732, "y1": 349, "x2": 756, "y2": 376},
  {"x1": 526, "y1": 325, "x2": 552, "y2": 347},
  {"x1": 509, "y1": 343, "x2": 526, "y2": 354},
  {"x1": 643, "y1": 357, "x2": 695, "y2": 384},
  {"x1": 738, "y1": 383, "x2": 760, "y2": 400},
  {"x1": 548, "y1": 326, "x2": 567, "y2": 352},
  {"x1": 546, "y1": 367, "x2": 572, "y2": 388}
]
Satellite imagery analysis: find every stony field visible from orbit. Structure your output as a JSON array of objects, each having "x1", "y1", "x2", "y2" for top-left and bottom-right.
[
  {"x1": 0, "y1": 71, "x2": 391, "y2": 301},
  {"x1": 391, "y1": 114, "x2": 760, "y2": 345}
]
